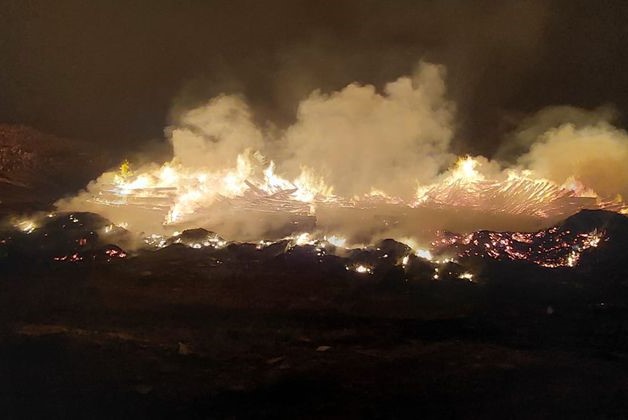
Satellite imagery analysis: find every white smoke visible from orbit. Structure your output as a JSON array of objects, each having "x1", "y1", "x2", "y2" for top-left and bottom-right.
[
  {"x1": 165, "y1": 62, "x2": 455, "y2": 199},
  {"x1": 277, "y1": 62, "x2": 455, "y2": 199},
  {"x1": 518, "y1": 122, "x2": 628, "y2": 199},
  {"x1": 57, "y1": 61, "x2": 628, "y2": 245},
  {"x1": 497, "y1": 105, "x2": 618, "y2": 161},
  {"x1": 168, "y1": 94, "x2": 265, "y2": 170}
]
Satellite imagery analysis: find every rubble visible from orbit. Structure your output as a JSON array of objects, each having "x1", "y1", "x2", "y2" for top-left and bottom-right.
[
  {"x1": 1, "y1": 209, "x2": 627, "y2": 289},
  {"x1": 434, "y1": 209, "x2": 619, "y2": 268},
  {"x1": 0, "y1": 212, "x2": 130, "y2": 266}
]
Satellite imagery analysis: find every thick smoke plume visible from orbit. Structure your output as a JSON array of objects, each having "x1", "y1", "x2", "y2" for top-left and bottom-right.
[
  {"x1": 168, "y1": 95, "x2": 265, "y2": 171},
  {"x1": 519, "y1": 123, "x2": 628, "y2": 199},
  {"x1": 165, "y1": 62, "x2": 454, "y2": 200},
  {"x1": 57, "y1": 61, "x2": 628, "y2": 246},
  {"x1": 278, "y1": 62, "x2": 454, "y2": 199}
]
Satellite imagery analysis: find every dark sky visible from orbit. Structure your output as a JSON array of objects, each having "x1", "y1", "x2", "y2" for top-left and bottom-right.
[{"x1": 1, "y1": 0, "x2": 628, "y2": 155}]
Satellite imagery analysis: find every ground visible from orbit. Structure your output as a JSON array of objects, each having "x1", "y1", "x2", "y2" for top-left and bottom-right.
[{"x1": 2, "y1": 254, "x2": 628, "y2": 419}]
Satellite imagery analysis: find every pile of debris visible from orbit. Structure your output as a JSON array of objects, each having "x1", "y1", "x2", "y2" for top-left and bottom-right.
[
  {"x1": 0, "y1": 212, "x2": 129, "y2": 266},
  {"x1": 433, "y1": 210, "x2": 628, "y2": 268},
  {"x1": 3, "y1": 210, "x2": 628, "y2": 287}
]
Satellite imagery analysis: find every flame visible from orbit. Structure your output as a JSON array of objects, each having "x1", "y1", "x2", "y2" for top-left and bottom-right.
[
  {"x1": 458, "y1": 272, "x2": 474, "y2": 281},
  {"x1": 14, "y1": 218, "x2": 37, "y2": 234},
  {"x1": 451, "y1": 156, "x2": 484, "y2": 183},
  {"x1": 79, "y1": 152, "x2": 627, "y2": 239},
  {"x1": 412, "y1": 156, "x2": 616, "y2": 218},
  {"x1": 293, "y1": 232, "x2": 314, "y2": 246},
  {"x1": 347, "y1": 264, "x2": 373, "y2": 274},
  {"x1": 415, "y1": 249, "x2": 434, "y2": 261},
  {"x1": 326, "y1": 235, "x2": 347, "y2": 248}
]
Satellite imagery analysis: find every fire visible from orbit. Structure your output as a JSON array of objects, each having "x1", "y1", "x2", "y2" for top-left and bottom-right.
[
  {"x1": 436, "y1": 227, "x2": 607, "y2": 268},
  {"x1": 410, "y1": 155, "x2": 623, "y2": 219},
  {"x1": 294, "y1": 232, "x2": 314, "y2": 246},
  {"x1": 347, "y1": 264, "x2": 373, "y2": 274},
  {"x1": 100, "y1": 151, "x2": 339, "y2": 228},
  {"x1": 68, "y1": 150, "x2": 627, "y2": 248},
  {"x1": 415, "y1": 249, "x2": 433, "y2": 261},
  {"x1": 14, "y1": 218, "x2": 37, "y2": 234},
  {"x1": 458, "y1": 272, "x2": 474, "y2": 281},
  {"x1": 325, "y1": 235, "x2": 347, "y2": 248},
  {"x1": 451, "y1": 156, "x2": 484, "y2": 183}
]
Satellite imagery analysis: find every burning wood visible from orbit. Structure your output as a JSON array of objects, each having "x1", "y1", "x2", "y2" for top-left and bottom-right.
[{"x1": 88, "y1": 156, "x2": 617, "y2": 214}]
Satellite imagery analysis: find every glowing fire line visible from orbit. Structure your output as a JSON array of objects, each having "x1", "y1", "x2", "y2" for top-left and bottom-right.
[{"x1": 92, "y1": 155, "x2": 624, "y2": 229}]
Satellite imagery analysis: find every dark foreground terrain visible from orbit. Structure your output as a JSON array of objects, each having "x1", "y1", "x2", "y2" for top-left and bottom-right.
[{"x1": 2, "y1": 242, "x2": 628, "y2": 419}]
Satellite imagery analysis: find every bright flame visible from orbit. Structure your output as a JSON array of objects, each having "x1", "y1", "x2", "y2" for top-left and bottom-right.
[
  {"x1": 71, "y1": 146, "x2": 627, "y2": 241},
  {"x1": 451, "y1": 156, "x2": 484, "y2": 183},
  {"x1": 350, "y1": 264, "x2": 372, "y2": 274},
  {"x1": 15, "y1": 219, "x2": 37, "y2": 234},
  {"x1": 294, "y1": 232, "x2": 313, "y2": 246},
  {"x1": 458, "y1": 272, "x2": 474, "y2": 281},
  {"x1": 415, "y1": 249, "x2": 433, "y2": 261},
  {"x1": 326, "y1": 235, "x2": 347, "y2": 248}
]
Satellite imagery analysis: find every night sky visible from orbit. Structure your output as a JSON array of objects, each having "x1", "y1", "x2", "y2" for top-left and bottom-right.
[{"x1": 1, "y1": 0, "x2": 627, "y2": 155}]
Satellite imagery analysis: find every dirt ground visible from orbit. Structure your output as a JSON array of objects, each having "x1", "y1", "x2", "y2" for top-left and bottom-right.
[{"x1": 2, "y1": 253, "x2": 628, "y2": 419}]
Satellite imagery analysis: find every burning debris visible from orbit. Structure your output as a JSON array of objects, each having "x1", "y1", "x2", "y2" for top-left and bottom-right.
[
  {"x1": 164, "y1": 228, "x2": 227, "y2": 249},
  {"x1": 0, "y1": 212, "x2": 130, "y2": 265},
  {"x1": 59, "y1": 154, "x2": 626, "y2": 248},
  {"x1": 2, "y1": 209, "x2": 626, "y2": 278},
  {"x1": 433, "y1": 214, "x2": 607, "y2": 268},
  {"x1": 414, "y1": 156, "x2": 606, "y2": 218}
]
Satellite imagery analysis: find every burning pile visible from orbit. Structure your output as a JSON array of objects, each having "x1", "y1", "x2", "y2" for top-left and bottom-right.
[
  {"x1": 0, "y1": 212, "x2": 129, "y2": 265},
  {"x1": 3, "y1": 209, "x2": 625, "y2": 276},
  {"x1": 434, "y1": 225, "x2": 604, "y2": 268},
  {"x1": 414, "y1": 157, "x2": 610, "y2": 217},
  {"x1": 70, "y1": 154, "x2": 624, "y2": 243}
]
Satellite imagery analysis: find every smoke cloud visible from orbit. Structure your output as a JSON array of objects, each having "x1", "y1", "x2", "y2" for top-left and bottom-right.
[
  {"x1": 518, "y1": 123, "x2": 628, "y2": 199},
  {"x1": 496, "y1": 105, "x2": 618, "y2": 161},
  {"x1": 57, "y1": 60, "x2": 628, "y2": 246},
  {"x1": 168, "y1": 95, "x2": 265, "y2": 170},
  {"x1": 277, "y1": 62, "x2": 454, "y2": 199}
]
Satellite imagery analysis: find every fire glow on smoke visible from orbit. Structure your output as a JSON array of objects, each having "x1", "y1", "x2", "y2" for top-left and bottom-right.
[{"x1": 51, "y1": 61, "x2": 628, "y2": 269}]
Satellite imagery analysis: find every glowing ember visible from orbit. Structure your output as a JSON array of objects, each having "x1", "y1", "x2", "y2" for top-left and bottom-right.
[
  {"x1": 15, "y1": 219, "x2": 37, "y2": 234},
  {"x1": 458, "y1": 272, "x2": 474, "y2": 281},
  {"x1": 347, "y1": 264, "x2": 373, "y2": 274},
  {"x1": 415, "y1": 249, "x2": 433, "y2": 261},
  {"x1": 54, "y1": 253, "x2": 83, "y2": 262},
  {"x1": 435, "y1": 226, "x2": 607, "y2": 268},
  {"x1": 402, "y1": 255, "x2": 410, "y2": 266}
]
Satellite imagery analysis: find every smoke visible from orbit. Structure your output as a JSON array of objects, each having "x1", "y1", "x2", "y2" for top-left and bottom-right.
[
  {"x1": 492, "y1": 104, "x2": 628, "y2": 200},
  {"x1": 496, "y1": 105, "x2": 618, "y2": 161},
  {"x1": 57, "y1": 60, "x2": 628, "y2": 246},
  {"x1": 165, "y1": 61, "x2": 454, "y2": 199},
  {"x1": 277, "y1": 62, "x2": 455, "y2": 199},
  {"x1": 168, "y1": 95, "x2": 265, "y2": 170},
  {"x1": 518, "y1": 123, "x2": 628, "y2": 199}
]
